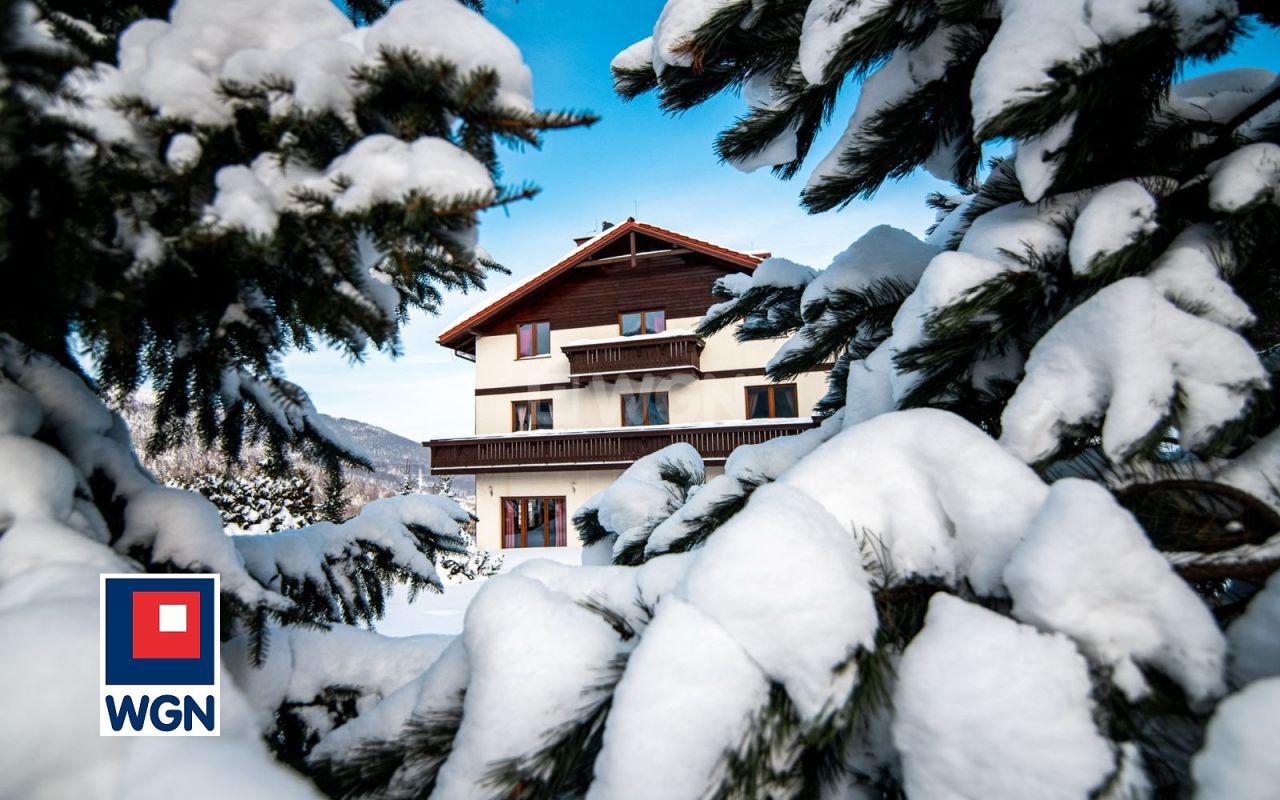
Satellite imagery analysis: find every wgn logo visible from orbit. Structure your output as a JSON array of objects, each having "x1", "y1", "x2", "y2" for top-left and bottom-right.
[{"x1": 100, "y1": 574, "x2": 220, "y2": 736}]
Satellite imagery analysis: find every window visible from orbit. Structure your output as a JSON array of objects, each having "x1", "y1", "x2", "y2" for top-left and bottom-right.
[
  {"x1": 619, "y1": 309, "x2": 665, "y2": 336},
  {"x1": 512, "y1": 399, "x2": 553, "y2": 431},
  {"x1": 516, "y1": 321, "x2": 550, "y2": 358},
  {"x1": 745, "y1": 384, "x2": 799, "y2": 419},
  {"x1": 621, "y1": 392, "x2": 669, "y2": 426},
  {"x1": 501, "y1": 497, "x2": 567, "y2": 548}
]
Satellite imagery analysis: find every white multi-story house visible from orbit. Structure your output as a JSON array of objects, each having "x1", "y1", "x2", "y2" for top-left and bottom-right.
[{"x1": 425, "y1": 219, "x2": 830, "y2": 551}]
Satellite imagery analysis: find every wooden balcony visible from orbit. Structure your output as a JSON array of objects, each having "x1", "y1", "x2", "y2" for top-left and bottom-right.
[
  {"x1": 425, "y1": 420, "x2": 816, "y2": 475},
  {"x1": 561, "y1": 334, "x2": 704, "y2": 385}
]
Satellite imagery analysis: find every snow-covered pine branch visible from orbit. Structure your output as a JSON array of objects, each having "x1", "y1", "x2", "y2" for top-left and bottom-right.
[
  {"x1": 6, "y1": 0, "x2": 593, "y2": 473},
  {"x1": 224, "y1": 625, "x2": 455, "y2": 766},
  {"x1": 697, "y1": 257, "x2": 815, "y2": 342},
  {"x1": 644, "y1": 411, "x2": 846, "y2": 559},
  {"x1": 572, "y1": 443, "x2": 704, "y2": 566},
  {"x1": 0, "y1": 0, "x2": 580, "y2": 794},
  {"x1": 0, "y1": 334, "x2": 476, "y2": 625},
  {"x1": 235, "y1": 493, "x2": 473, "y2": 633},
  {"x1": 0, "y1": 307, "x2": 483, "y2": 796}
]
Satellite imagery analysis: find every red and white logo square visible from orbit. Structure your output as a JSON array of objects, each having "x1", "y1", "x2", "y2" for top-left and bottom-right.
[{"x1": 132, "y1": 591, "x2": 201, "y2": 660}]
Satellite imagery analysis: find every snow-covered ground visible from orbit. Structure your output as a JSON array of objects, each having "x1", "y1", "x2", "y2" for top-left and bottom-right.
[{"x1": 377, "y1": 547, "x2": 584, "y2": 636}]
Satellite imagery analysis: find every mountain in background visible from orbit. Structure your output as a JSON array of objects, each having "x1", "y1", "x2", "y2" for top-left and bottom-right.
[
  {"x1": 318, "y1": 414, "x2": 477, "y2": 497},
  {"x1": 115, "y1": 395, "x2": 475, "y2": 507},
  {"x1": 320, "y1": 414, "x2": 430, "y2": 484}
]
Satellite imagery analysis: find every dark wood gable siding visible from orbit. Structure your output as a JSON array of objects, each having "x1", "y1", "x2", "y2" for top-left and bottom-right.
[
  {"x1": 589, "y1": 230, "x2": 672, "y2": 259},
  {"x1": 477, "y1": 255, "x2": 743, "y2": 334}
]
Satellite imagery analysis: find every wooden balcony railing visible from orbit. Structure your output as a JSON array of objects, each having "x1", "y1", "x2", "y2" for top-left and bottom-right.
[
  {"x1": 561, "y1": 334, "x2": 704, "y2": 385},
  {"x1": 425, "y1": 420, "x2": 816, "y2": 475}
]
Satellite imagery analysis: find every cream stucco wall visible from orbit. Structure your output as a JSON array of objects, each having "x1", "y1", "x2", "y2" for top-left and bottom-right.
[
  {"x1": 474, "y1": 465, "x2": 726, "y2": 551},
  {"x1": 471, "y1": 316, "x2": 828, "y2": 434},
  {"x1": 473, "y1": 321, "x2": 603, "y2": 391}
]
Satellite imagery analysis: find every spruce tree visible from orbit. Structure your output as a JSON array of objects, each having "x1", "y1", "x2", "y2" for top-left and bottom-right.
[
  {"x1": 318, "y1": 464, "x2": 352, "y2": 524},
  {"x1": 314, "y1": 3, "x2": 1280, "y2": 798},
  {"x1": 399, "y1": 463, "x2": 418, "y2": 495},
  {"x1": 175, "y1": 458, "x2": 320, "y2": 533},
  {"x1": 0, "y1": 0, "x2": 589, "y2": 792}
]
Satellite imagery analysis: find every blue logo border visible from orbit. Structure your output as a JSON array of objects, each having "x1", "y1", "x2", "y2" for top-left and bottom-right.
[{"x1": 103, "y1": 576, "x2": 217, "y2": 686}]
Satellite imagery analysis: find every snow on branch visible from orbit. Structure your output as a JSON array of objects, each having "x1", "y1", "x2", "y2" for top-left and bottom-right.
[
  {"x1": 0, "y1": 337, "x2": 323, "y2": 796},
  {"x1": 235, "y1": 494, "x2": 474, "y2": 627},
  {"x1": 1207, "y1": 142, "x2": 1280, "y2": 212},
  {"x1": 574, "y1": 443, "x2": 704, "y2": 565},
  {"x1": 645, "y1": 411, "x2": 845, "y2": 558},
  {"x1": 0, "y1": 337, "x2": 286, "y2": 609},
  {"x1": 224, "y1": 624, "x2": 454, "y2": 760},
  {"x1": 779, "y1": 408, "x2": 1049, "y2": 596},
  {"x1": 1149, "y1": 224, "x2": 1255, "y2": 331},
  {"x1": 972, "y1": 0, "x2": 1237, "y2": 139},
  {"x1": 230, "y1": 371, "x2": 373, "y2": 470},
  {"x1": 0, "y1": 336, "x2": 477, "y2": 644},
  {"x1": 893, "y1": 594, "x2": 1117, "y2": 799},
  {"x1": 767, "y1": 226, "x2": 938, "y2": 381},
  {"x1": 308, "y1": 637, "x2": 472, "y2": 797},
  {"x1": 310, "y1": 555, "x2": 692, "y2": 797},
  {"x1": 999, "y1": 277, "x2": 1268, "y2": 464},
  {"x1": 1005, "y1": 479, "x2": 1227, "y2": 702},
  {"x1": 64, "y1": 0, "x2": 532, "y2": 137},
  {"x1": 1192, "y1": 678, "x2": 1280, "y2": 800},
  {"x1": 207, "y1": 136, "x2": 497, "y2": 238},
  {"x1": 697, "y1": 257, "x2": 815, "y2": 341},
  {"x1": 1217, "y1": 426, "x2": 1280, "y2": 511},
  {"x1": 309, "y1": 404, "x2": 1270, "y2": 799}
]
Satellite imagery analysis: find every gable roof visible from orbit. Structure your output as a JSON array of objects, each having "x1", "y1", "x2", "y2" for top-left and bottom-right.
[{"x1": 437, "y1": 218, "x2": 765, "y2": 352}]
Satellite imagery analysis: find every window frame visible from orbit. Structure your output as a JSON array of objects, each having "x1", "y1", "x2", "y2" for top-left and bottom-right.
[
  {"x1": 501, "y1": 496, "x2": 567, "y2": 548},
  {"x1": 744, "y1": 384, "x2": 799, "y2": 419},
  {"x1": 510, "y1": 398, "x2": 554, "y2": 432},
  {"x1": 617, "y1": 308, "x2": 666, "y2": 337},
  {"x1": 620, "y1": 391, "x2": 670, "y2": 427},
  {"x1": 515, "y1": 320, "x2": 551, "y2": 359}
]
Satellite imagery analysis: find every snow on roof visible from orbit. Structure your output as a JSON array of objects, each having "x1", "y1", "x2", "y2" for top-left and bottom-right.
[{"x1": 437, "y1": 219, "x2": 763, "y2": 350}]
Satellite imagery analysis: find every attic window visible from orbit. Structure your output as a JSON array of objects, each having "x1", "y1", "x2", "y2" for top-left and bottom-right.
[
  {"x1": 620, "y1": 309, "x2": 665, "y2": 336},
  {"x1": 517, "y1": 321, "x2": 550, "y2": 358}
]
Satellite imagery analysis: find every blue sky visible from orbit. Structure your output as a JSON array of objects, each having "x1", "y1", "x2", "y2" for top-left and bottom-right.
[{"x1": 284, "y1": 2, "x2": 1280, "y2": 441}]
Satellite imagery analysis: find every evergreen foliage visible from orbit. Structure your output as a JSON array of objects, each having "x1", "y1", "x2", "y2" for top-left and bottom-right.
[
  {"x1": 571, "y1": 2, "x2": 1280, "y2": 795},
  {"x1": 3, "y1": 0, "x2": 594, "y2": 474},
  {"x1": 398, "y1": 467, "x2": 417, "y2": 496},
  {"x1": 175, "y1": 458, "x2": 319, "y2": 532},
  {"x1": 6, "y1": 0, "x2": 1280, "y2": 796},
  {"x1": 626, "y1": 0, "x2": 1280, "y2": 477},
  {"x1": 311, "y1": 696, "x2": 466, "y2": 799},
  {"x1": 319, "y1": 464, "x2": 351, "y2": 523},
  {"x1": 0, "y1": 0, "x2": 582, "y2": 792},
  {"x1": 294, "y1": 4, "x2": 1280, "y2": 799}
]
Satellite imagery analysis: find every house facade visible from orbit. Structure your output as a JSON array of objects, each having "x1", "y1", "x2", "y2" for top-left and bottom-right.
[{"x1": 425, "y1": 219, "x2": 830, "y2": 551}]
